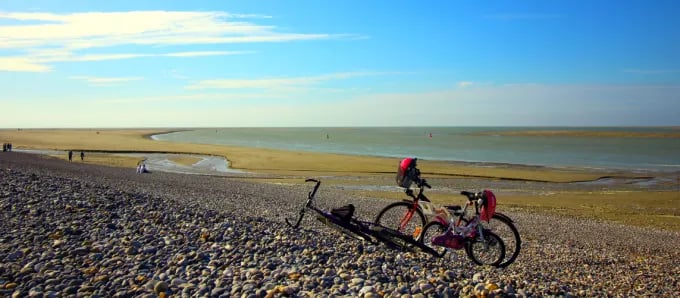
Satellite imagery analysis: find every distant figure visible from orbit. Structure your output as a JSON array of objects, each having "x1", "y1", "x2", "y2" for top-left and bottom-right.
[
  {"x1": 80, "y1": 151, "x2": 85, "y2": 161},
  {"x1": 429, "y1": 132, "x2": 432, "y2": 138},
  {"x1": 68, "y1": 150, "x2": 73, "y2": 162},
  {"x1": 7, "y1": 143, "x2": 11, "y2": 151},
  {"x1": 137, "y1": 160, "x2": 150, "y2": 174},
  {"x1": 2, "y1": 143, "x2": 6, "y2": 152}
]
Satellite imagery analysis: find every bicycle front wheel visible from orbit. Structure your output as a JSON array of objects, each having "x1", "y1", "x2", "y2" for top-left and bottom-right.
[
  {"x1": 374, "y1": 201, "x2": 426, "y2": 240},
  {"x1": 465, "y1": 231, "x2": 505, "y2": 267},
  {"x1": 419, "y1": 221, "x2": 447, "y2": 257}
]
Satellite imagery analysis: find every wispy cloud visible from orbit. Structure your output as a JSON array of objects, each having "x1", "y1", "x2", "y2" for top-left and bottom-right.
[
  {"x1": 69, "y1": 75, "x2": 143, "y2": 85},
  {"x1": 163, "y1": 51, "x2": 253, "y2": 57},
  {"x1": 186, "y1": 72, "x2": 390, "y2": 90},
  {"x1": 96, "y1": 92, "x2": 278, "y2": 104},
  {"x1": 165, "y1": 69, "x2": 189, "y2": 80},
  {"x1": 0, "y1": 10, "x2": 338, "y2": 72},
  {"x1": 484, "y1": 13, "x2": 564, "y2": 20},
  {"x1": 0, "y1": 50, "x2": 251, "y2": 72},
  {"x1": 457, "y1": 81, "x2": 474, "y2": 88},
  {"x1": 0, "y1": 11, "x2": 330, "y2": 49},
  {"x1": 51, "y1": 51, "x2": 249, "y2": 62}
]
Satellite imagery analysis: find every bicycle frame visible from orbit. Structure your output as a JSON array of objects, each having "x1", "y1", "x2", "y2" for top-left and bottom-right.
[
  {"x1": 397, "y1": 184, "x2": 432, "y2": 231},
  {"x1": 287, "y1": 179, "x2": 380, "y2": 243},
  {"x1": 435, "y1": 197, "x2": 489, "y2": 246},
  {"x1": 394, "y1": 184, "x2": 459, "y2": 235}
]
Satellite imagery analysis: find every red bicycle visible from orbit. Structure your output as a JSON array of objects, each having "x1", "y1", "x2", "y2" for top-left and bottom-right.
[{"x1": 374, "y1": 158, "x2": 521, "y2": 267}]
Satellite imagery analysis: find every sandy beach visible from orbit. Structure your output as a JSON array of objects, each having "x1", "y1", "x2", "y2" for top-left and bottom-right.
[{"x1": 1, "y1": 129, "x2": 679, "y2": 296}]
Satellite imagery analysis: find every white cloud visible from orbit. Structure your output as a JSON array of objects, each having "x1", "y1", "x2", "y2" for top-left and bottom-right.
[
  {"x1": 0, "y1": 50, "x2": 250, "y2": 72},
  {"x1": 49, "y1": 51, "x2": 248, "y2": 62},
  {"x1": 0, "y1": 57, "x2": 52, "y2": 72},
  {"x1": 69, "y1": 75, "x2": 144, "y2": 85},
  {"x1": 186, "y1": 72, "x2": 390, "y2": 90},
  {"x1": 0, "y1": 11, "x2": 301, "y2": 49},
  {"x1": 0, "y1": 10, "x2": 338, "y2": 72}
]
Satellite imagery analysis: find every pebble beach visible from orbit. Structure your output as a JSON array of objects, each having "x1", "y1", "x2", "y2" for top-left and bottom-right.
[{"x1": 1, "y1": 152, "x2": 679, "y2": 297}]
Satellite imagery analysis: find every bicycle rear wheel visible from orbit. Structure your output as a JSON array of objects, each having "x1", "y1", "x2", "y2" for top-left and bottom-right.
[
  {"x1": 485, "y1": 213, "x2": 521, "y2": 268},
  {"x1": 374, "y1": 201, "x2": 426, "y2": 240},
  {"x1": 465, "y1": 231, "x2": 505, "y2": 266}
]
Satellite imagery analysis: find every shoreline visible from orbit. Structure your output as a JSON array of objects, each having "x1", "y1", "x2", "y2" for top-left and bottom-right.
[
  {"x1": 148, "y1": 128, "x2": 680, "y2": 174},
  {"x1": 1, "y1": 128, "x2": 677, "y2": 181},
  {"x1": 143, "y1": 128, "x2": 193, "y2": 140}
]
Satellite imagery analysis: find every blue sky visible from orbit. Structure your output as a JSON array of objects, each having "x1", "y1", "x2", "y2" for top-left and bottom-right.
[{"x1": 1, "y1": 0, "x2": 679, "y2": 127}]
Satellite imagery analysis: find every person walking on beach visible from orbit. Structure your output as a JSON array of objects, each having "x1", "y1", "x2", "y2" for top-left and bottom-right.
[
  {"x1": 68, "y1": 150, "x2": 73, "y2": 162},
  {"x1": 80, "y1": 151, "x2": 85, "y2": 161}
]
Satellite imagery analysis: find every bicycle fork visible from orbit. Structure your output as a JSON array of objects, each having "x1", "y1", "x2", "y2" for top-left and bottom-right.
[
  {"x1": 466, "y1": 221, "x2": 495, "y2": 252},
  {"x1": 398, "y1": 204, "x2": 416, "y2": 232}
]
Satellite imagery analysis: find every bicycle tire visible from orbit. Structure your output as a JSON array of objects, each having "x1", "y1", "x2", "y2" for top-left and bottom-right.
[
  {"x1": 465, "y1": 231, "x2": 505, "y2": 267},
  {"x1": 419, "y1": 221, "x2": 448, "y2": 257},
  {"x1": 484, "y1": 213, "x2": 521, "y2": 268},
  {"x1": 374, "y1": 201, "x2": 426, "y2": 240}
]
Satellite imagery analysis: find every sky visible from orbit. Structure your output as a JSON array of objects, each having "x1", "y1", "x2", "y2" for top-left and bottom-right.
[{"x1": 1, "y1": 0, "x2": 679, "y2": 128}]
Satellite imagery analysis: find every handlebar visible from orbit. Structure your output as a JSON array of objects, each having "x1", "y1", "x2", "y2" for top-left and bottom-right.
[
  {"x1": 285, "y1": 179, "x2": 321, "y2": 229},
  {"x1": 404, "y1": 178, "x2": 432, "y2": 202}
]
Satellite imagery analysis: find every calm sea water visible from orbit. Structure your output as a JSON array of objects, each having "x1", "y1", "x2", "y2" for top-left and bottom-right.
[{"x1": 152, "y1": 127, "x2": 680, "y2": 172}]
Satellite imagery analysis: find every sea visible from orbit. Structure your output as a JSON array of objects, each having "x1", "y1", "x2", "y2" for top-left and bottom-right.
[{"x1": 151, "y1": 127, "x2": 680, "y2": 172}]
